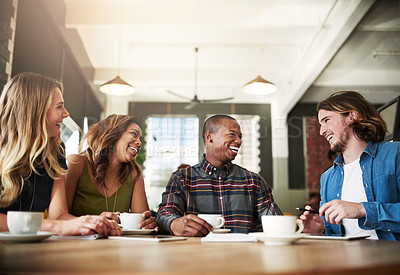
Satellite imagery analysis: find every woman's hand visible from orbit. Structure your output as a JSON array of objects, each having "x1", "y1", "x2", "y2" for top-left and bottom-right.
[
  {"x1": 138, "y1": 210, "x2": 158, "y2": 231},
  {"x1": 54, "y1": 215, "x2": 123, "y2": 236},
  {"x1": 107, "y1": 218, "x2": 123, "y2": 236},
  {"x1": 100, "y1": 211, "x2": 121, "y2": 223}
]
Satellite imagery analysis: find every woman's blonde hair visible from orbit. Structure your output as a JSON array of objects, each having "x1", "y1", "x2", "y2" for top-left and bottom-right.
[
  {"x1": 0, "y1": 72, "x2": 66, "y2": 207},
  {"x1": 81, "y1": 114, "x2": 142, "y2": 189}
]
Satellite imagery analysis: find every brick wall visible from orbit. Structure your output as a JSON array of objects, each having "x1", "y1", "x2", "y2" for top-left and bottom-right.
[
  {"x1": 0, "y1": 0, "x2": 17, "y2": 92},
  {"x1": 304, "y1": 116, "x2": 337, "y2": 208}
]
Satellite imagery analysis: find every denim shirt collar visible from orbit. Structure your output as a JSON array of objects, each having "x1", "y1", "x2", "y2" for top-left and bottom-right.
[
  {"x1": 333, "y1": 142, "x2": 378, "y2": 167},
  {"x1": 200, "y1": 154, "x2": 232, "y2": 175}
]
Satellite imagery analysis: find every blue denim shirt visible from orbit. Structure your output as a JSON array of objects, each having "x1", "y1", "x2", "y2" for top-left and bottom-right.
[{"x1": 320, "y1": 141, "x2": 400, "y2": 240}]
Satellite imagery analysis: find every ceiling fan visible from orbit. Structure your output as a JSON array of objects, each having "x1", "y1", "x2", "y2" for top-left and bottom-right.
[{"x1": 167, "y1": 47, "x2": 234, "y2": 110}]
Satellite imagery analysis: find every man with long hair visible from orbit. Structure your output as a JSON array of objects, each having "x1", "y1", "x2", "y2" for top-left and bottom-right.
[{"x1": 300, "y1": 91, "x2": 400, "y2": 240}]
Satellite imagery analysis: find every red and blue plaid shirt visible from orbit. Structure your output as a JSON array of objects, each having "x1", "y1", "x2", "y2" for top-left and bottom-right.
[{"x1": 156, "y1": 155, "x2": 282, "y2": 233}]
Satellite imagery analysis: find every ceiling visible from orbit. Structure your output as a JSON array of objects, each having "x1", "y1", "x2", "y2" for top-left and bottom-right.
[{"x1": 61, "y1": 0, "x2": 400, "y2": 113}]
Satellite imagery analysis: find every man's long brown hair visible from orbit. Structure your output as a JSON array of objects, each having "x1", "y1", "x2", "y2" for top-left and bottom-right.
[{"x1": 317, "y1": 91, "x2": 387, "y2": 143}]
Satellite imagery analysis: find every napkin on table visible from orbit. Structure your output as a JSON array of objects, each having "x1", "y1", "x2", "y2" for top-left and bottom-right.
[{"x1": 201, "y1": 233, "x2": 257, "y2": 243}]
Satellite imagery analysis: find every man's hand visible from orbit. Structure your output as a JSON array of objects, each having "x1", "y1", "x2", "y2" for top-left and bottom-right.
[
  {"x1": 299, "y1": 205, "x2": 325, "y2": 234},
  {"x1": 170, "y1": 214, "x2": 213, "y2": 237},
  {"x1": 139, "y1": 210, "x2": 158, "y2": 231},
  {"x1": 319, "y1": 200, "x2": 366, "y2": 225}
]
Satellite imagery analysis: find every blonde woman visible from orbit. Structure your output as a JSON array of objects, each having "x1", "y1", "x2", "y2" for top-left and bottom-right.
[
  {"x1": 65, "y1": 115, "x2": 156, "y2": 230},
  {"x1": 0, "y1": 72, "x2": 121, "y2": 236}
]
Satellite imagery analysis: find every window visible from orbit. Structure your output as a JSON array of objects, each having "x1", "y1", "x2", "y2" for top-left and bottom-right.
[
  {"x1": 230, "y1": 115, "x2": 261, "y2": 173},
  {"x1": 143, "y1": 114, "x2": 261, "y2": 210},
  {"x1": 61, "y1": 117, "x2": 83, "y2": 157},
  {"x1": 143, "y1": 116, "x2": 199, "y2": 186},
  {"x1": 143, "y1": 116, "x2": 199, "y2": 210}
]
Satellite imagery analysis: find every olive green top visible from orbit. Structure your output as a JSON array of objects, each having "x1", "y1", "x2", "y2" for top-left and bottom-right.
[{"x1": 70, "y1": 158, "x2": 134, "y2": 216}]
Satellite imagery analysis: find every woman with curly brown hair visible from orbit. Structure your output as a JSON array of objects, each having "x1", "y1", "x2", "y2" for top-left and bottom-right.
[{"x1": 65, "y1": 114, "x2": 156, "y2": 229}]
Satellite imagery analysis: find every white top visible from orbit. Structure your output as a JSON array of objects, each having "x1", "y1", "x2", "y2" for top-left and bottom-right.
[{"x1": 341, "y1": 158, "x2": 378, "y2": 240}]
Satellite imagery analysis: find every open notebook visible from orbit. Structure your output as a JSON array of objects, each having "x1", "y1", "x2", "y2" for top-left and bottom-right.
[
  {"x1": 201, "y1": 233, "x2": 257, "y2": 243},
  {"x1": 303, "y1": 234, "x2": 371, "y2": 240},
  {"x1": 108, "y1": 235, "x2": 186, "y2": 242},
  {"x1": 50, "y1": 234, "x2": 104, "y2": 240}
]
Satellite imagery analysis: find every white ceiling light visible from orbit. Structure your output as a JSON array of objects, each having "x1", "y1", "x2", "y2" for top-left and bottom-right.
[
  {"x1": 243, "y1": 0, "x2": 277, "y2": 96},
  {"x1": 100, "y1": 76, "x2": 135, "y2": 96},
  {"x1": 243, "y1": 75, "x2": 277, "y2": 95},
  {"x1": 99, "y1": 0, "x2": 135, "y2": 96}
]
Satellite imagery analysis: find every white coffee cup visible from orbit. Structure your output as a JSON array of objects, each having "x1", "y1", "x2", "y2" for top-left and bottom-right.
[
  {"x1": 198, "y1": 214, "x2": 225, "y2": 230},
  {"x1": 7, "y1": 211, "x2": 43, "y2": 235},
  {"x1": 262, "y1": 215, "x2": 304, "y2": 236},
  {"x1": 119, "y1": 213, "x2": 144, "y2": 229}
]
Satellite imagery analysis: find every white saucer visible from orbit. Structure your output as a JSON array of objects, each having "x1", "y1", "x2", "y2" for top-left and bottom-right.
[
  {"x1": 250, "y1": 233, "x2": 307, "y2": 245},
  {"x1": 0, "y1": 231, "x2": 53, "y2": 243},
  {"x1": 122, "y1": 229, "x2": 156, "y2": 235},
  {"x1": 212, "y1": 229, "x2": 231, "y2": 234}
]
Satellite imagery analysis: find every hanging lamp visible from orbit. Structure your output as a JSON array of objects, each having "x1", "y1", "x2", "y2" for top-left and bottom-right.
[
  {"x1": 243, "y1": 75, "x2": 277, "y2": 95},
  {"x1": 100, "y1": 75, "x2": 135, "y2": 96},
  {"x1": 243, "y1": 0, "x2": 277, "y2": 95},
  {"x1": 99, "y1": 0, "x2": 135, "y2": 96}
]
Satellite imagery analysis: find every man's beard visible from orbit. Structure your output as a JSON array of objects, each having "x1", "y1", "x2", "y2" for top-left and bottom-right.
[{"x1": 331, "y1": 124, "x2": 351, "y2": 153}]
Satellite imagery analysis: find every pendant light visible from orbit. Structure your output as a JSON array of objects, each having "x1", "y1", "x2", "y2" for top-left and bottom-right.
[
  {"x1": 242, "y1": 0, "x2": 277, "y2": 95},
  {"x1": 99, "y1": 0, "x2": 135, "y2": 96}
]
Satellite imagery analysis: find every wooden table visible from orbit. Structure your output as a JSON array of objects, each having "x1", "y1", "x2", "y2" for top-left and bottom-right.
[{"x1": 1, "y1": 236, "x2": 400, "y2": 274}]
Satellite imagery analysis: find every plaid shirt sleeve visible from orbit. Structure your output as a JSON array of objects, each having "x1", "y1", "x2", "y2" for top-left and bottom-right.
[
  {"x1": 156, "y1": 170, "x2": 187, "y2": 234},
  {"x1": 254, "y1": 173, "x2": 283, "y2": 231}
]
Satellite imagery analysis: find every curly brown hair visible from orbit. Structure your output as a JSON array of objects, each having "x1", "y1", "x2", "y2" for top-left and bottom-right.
[
  {"x1": 317, "y1": 91, "x2": 387, "y2": 143},
  {"x1": 81, "y1": 114, "x2": 142, "y2": 189}
]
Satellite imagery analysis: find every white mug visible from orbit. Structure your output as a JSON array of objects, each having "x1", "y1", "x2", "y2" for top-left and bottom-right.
[
  {"x1": 198, "y1": 214, "x2": 225, "y2": 230},
  {"x1": 7, "y1": 211, "x2": 43, "y2": 235},
  {"x1": 119, "y1": 213, "x2": 144, "y2": 229},
  {"x1": 262, "y1": 215, "x2": 304, "y2": 236}
]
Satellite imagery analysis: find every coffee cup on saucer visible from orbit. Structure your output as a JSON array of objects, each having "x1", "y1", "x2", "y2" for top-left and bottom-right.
[
  {"x1": 119, "y1": 213, "x2": 144, "y2": 229},
  {"x1": 198, "y1": 214, "x2": 225, "y2": 230},
  {"x1": 7, "y1": 211, "x2": 43, "y2": 235},
  {"x1": 261, "y1": 215, "x2": 304, "y2": 236}
]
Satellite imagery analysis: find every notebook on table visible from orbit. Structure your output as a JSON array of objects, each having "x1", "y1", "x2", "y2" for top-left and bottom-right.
[
  {"x1": 303, "y1": 234, "x2": 370, "y2": 240},
  {"x1": 50, "y1": 234, "x2": 104, "y2": 240},
  {"x1": 108, "y1": 235, "x2": 186, "y2": 242}
]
